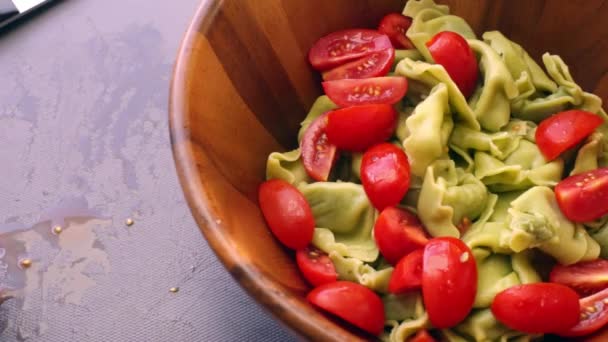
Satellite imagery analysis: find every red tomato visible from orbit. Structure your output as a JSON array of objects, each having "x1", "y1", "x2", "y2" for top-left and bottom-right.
[
  {"x1": 308, "y1": 29, "x2": 392, "y2": 71},
  {"x1": 550, "y1": 259, "x2": 608, "y2": 296},
  {"x1": 422, "y1": 237, "x2": 477, "y2": 328},
  {"x1": 258, "y1": 179, "x2": 315, "y2": 250},
  {"x1": 536, "y1": 110, "x2": 604, "y2": 161},
  {"x1": 325, "y1": 104, "x2": 397, "y2": 152},
  {"x1": 492, "y1": 283, "x2": 579, "y2": 334},
  {"x1": 307, "y1": 281, "x2": 385, "y2": 335},
  {"x1": 323, "y1": 77, "x2": 408, "y2": 107},
  {"x1": 555, "y1": 168, "x2": 608, "y2": 222},
  {"x1": 374, "y1": 206, "x2": 428, "y2": 265},
  {"x1": 388, "y1": 249, "x2": 424, "y2": 294},
  {"x1": 558, "y1": 287, "x2": 608, "y2": 337},
  {"x1": 301, "y1": 112, "x2": 338, "y2": 181},
  {"x1": 426, "y1": 31, "x2": 478, "y2": 98},
  {"x1": 296, "y1": 246, "x2": 338, "y2": 287},
  {"x1": 408, "y1": 330, "x2": 436, "y2": 342},
  {"x1": 322, "y1": 48, "x2": 395, "y2": 81},
  {"x1": 360, "y1": 143, "x2": 411, "y2": 210},
  {"x1": 378, "y1": 13, "x2": 415, "y2": 49}
]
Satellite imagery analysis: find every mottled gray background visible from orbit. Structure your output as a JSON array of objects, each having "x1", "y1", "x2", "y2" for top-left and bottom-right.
[{"x1": 0, "y1": 1, "x2": 297, "y2": 341}]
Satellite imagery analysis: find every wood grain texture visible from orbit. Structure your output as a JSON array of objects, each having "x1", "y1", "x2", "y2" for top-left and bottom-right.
[{"x1": 169, "y1": 1, "x2": 608, "y2": 340}]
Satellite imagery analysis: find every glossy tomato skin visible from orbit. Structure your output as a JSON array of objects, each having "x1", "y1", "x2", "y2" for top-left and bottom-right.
[
  {"x1": 322, "y1": 48, "x2": 395, "y2": 81},
  {"x1": 258, "y1": 179, "x2": 315, "y2": 250},
  {"x1": 492, "y1": 283, "x2": 579, "y2": 334},
  {"x1": 409, "y1": 330, "x2": 436, "y2": 342},
  {"x1": 550, "y1": 259, "x2": 608, "y2": 295},
  {"x1": 558, "y1": 287, "x2": 608, "y2": 337},
  {"x1": 361, "y1": 143, "x2": 411, "y2": 211},
  {"x1": 307, "y1": 281, "x2": 385, "y2": 335},
  {"x1": 323, "y1": 77, "x2": 408, "y2": 107},
  {"x1": 426, "y1": 31, "x2": 478, "y2": 98},
  {"x1": 374, "y1": 206, "x2": 428, "y2": 265},
  {"x1": 388, "y1": 249, "x2": 424, "y2": 294},
  {"x1": 422, "y1": 237, "x2": 477, "y2": 328},
  {"x1": 325, "y1": 104, "x2": 397, "y2": 152},
  {"x1": 536, "y1": 110, "x2": 604, "y2": 161},
  {"x1": 308, "y1": 30, "x2": 392, "y2": 71},
  {"x1": 378, "y1": 13, "x2": 415, "y2": 49},
  {"x1": 301, "y1": 112, "x2": 338, "y2": 181},
  {"x1": 555, "y1": 168, "x2": 608, "y2": 222},
  {"x1": 296, "y1": 246, "x2": 338, "y2": 287}
]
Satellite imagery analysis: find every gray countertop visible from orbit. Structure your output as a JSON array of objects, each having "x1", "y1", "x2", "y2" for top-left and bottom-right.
[{"x1": 0, "y1": 1, "x2": 296, "y2": 340}]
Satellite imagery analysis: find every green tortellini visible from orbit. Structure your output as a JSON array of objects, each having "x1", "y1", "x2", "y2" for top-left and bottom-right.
[
  {"x1": 297, "y1": 95, "x2": 337, "y2": 142},
  {"x1": 382, "y1": 292, "x2": 429, "y2": 342},
  {"x1": 329, "y1": 252, "x2": 392, "y2": 293},
  {"x1": 266, "y1": 149, "x2": 310, "y2": 184},
  {"x1": 393, "y1": 49, "x2": 424, "y2": 69},
  {"x1": 451, "y1": 309, "x2": 537, "y2": 342},
  {"x1": 418, "y1": 160, "x2": 488, "y2": 237},
  {"x1": 449, "y1": 124, "x2": 523, "y2": 161},
  {"x1": 571, "y1": 132, "x2": 608, "y2": 175}
]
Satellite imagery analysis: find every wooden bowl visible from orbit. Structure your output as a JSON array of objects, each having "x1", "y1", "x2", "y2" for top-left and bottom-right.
[{"x1": 169, "y1": 0, "x2": 608, "y2": 340}]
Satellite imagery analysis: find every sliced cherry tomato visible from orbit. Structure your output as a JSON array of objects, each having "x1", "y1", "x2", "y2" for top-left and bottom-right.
[
  {"x1": 550, "y1": 259, "x2": 608, "y2": 296},
  {"x1": 408, "y1": 330, "x2": 436, "y2": 342},
  {"x1": 322, "y1": 48, "x2": 395, "y2": 81},
  {"x1": 536, "y1": 110, "x2": 604, "y2": 161},
  {"x1": 374, "y1": 206, "x2": 428, "y2": 265},
  {"x1": 301, "y1": 112, "x2": 338, "y2": 181},
  {"x1": 307, "y1": 281, "x2": 385, "y2": 335},
  {"x1": 422, "y1": 237, "x2": 476, "y2": 328},
  {"x1": 558, "y1": 287, "x2": 608, "y2": 337},
  {"x1": 555, "y1": 167, "x2": 608, "y2": 222},
  {"x1": 426, "y1": 31, "x2": 478, "y2": 98},
  {"x1": 323, "y1": 77, "x2": 408, "y2": 107},
  {"x1": 389, "y1": 249, "x2": 424, "y2": 294},
  {"x1": 360, "y1": 143, "x2": 410, "y2": 210},
  {"x1": 325, "y1": 104, "x2": 397, "y2": 152},
  {"x1": 378, "y1": 13, "x2": 415, "y2": 49},
  {"x1": 296, "y1": 246, "x2": 337, "y2": 287},
  {"x1": 258, "y1": 179, "x2": 314, "y2": 250},
  {"x1": 492, "y1": 283, "x2": 580, "y2": 334},
  {"x1": 308, "y1": 29, "x2": 392, "y2": 71}
]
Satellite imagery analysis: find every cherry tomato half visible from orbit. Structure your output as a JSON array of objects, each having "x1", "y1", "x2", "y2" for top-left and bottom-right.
[
  {"x1": 258, "y1": 179, "x2": 315, "y2": 250},
  {"x1": 326, "y1": 104, "x2": 397, "y2": 152},
  {"x1": 361, "y1": 143, "x2": 411, "y2": 211},
  {"x1": 308, "y1": 29, "x2": 392, "y2": 71},
  {"x1": 388, "y1": 249, "x2": 424, "y2": 294},
  {"x1": 550, "y1": 259, "x2": 608, "y2": 296},
  {"x1": 422, "y1": 237, "x2": 477, "y2": 328},
  {"x1": 492, "y1": 283, "x2": 579, "y2": 334},
  {"x1": 374, "y1": 206, "x2": 428, "y2": 265},
  {"x1": 409, "y1": 330, "x2": 436, "y2": 342},
  {"x1": 301, "y1": 112, "x2": 338, "y2": 181},
  {"x1": 296, "y1": 246, "x2": 338, "y2": 287},
  {"x1": 307, "y1": 281, "x2": 385, "y2": 335},
  {"x1": 426, "y1": 31, "x2": 478, "y2": 98},
  {"x1": 555, "y1": 167, "x2": 608, "y2": 222},
  {"x1": 323, "y1": 77, "x2": 408, "y2": 107},
  {"x1": 378, "y1": 13, "x2": 415, "y2": 49},
  {"x1": 536, "y1": 110, "x2": 604, "y2": 161},
  {"x1": 559, "y1": 287, "x2": 608, "y2": 337},
  {"x1": 322, "y1": 48, "x2": 395, "y2": 81}
]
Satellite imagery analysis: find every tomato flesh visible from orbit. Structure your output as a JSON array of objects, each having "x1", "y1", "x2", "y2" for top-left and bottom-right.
[
  {"x1": 322, "y1": 48, "x2": 395, "y2": 81},
  {"x1": 536, "y1": 110, "x2": 604, "y2": 161},
  {"x1": 492, "y1": 283, "x2": 579, "y2": 334},
  {"x1": 326, "y1": 104, "x2": 397, "y2": 152},
  {"x1": 323, "y1": 77, "x2": 408, "y2": 107},
  {"x1": 550, "y1": 259, "x2": 608, "y2": 296},
  {"x1": 258, "y1": 179, "x2": 315, "y2": 250},
  {"x1": 307, "y1": 281, "x2": 385, "y2": 335},
  {"x1": 555, "y1": 167, "x2": 608, "y2": 222},
  {"x1": 422, "y1": 237, "x2": 477, "y2": 328},
  {"x1": 301, "y1": 112, "x2": 338, "y2": 181},
  {"x1": 374, "y1": 206, "x2": 428, "y2": 265},
  {"x1": 308, "y1": 29, "x2": 392, "y2": 71},
  {"x1": 378, "y1": 13, "x2": 415, "y2": 49},
  {"x1": 296, "y1": 246, "x2": 338, "y2": 287},
  {"x1": 389, "y1": 249, "x2": 424, "y2": 294},
  {"x1": 426, "y1": 31, "x2": 478, "y2": 98},
  {"x1": 558, "y1": 287, "x2": 608, "y2": 337},
  {"x1": 360, "y1": 143, "x2": 411, "y2": 210},
  {"x1": 409, "y1": 330, "x2": 436, "y2": 342}
]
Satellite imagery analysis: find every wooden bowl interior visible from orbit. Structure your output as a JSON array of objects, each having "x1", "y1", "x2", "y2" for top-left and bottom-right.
[{"x1": 170, "y1": 0, "x2": 608, "y2": 340}]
